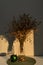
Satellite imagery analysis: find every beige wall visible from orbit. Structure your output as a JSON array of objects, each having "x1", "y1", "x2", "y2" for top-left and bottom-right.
[
  {"x1": 23, "y1": 30, "x2": 34, "y2": 57},
  {"x1": 0, "y1": 30, "x2": 34, "y2": 57},
  {"x1": 12, "y1": 38, "x2": 20, "y2": 56},
  {"x1": 0, "y1": 35, "x2": 9, "y2": 53},
  {"x1": 12, "y1": 30, "x2": 34, "y2": 57}
]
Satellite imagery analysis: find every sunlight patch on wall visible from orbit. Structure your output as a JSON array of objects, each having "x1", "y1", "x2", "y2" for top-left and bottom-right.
[
  {"x1": 23, "y1": 30, "x2": 34, "y2": 57},
  {"x1": 0, "y1": 35, "x2": 9, "y2": 53},
  {"x1": 12, "y1": 38, "x2": 20, "y2": 56}
]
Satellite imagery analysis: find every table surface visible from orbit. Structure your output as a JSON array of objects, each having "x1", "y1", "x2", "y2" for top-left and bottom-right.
[{"x1": 0, "y1": 55, "x2": 43, "y2": 65}]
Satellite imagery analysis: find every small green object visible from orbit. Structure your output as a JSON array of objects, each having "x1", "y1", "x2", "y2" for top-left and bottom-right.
[
  {"x1": 10, "y1": 55, "x2": 17, "y2": 62},
  {"x1": 14, "y1": 56, "x2": 16, "y2": 59}
]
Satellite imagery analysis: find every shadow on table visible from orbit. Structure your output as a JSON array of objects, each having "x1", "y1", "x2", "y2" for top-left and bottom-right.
[
  {"x1": 7, "y1": 56, "x2": 36, "y2": 65},
  {"x1": 0, "y1": 53, "x2": 6, "y2": 56}
]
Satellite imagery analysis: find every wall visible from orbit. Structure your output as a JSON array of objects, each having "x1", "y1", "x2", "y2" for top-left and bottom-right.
[
  {"x1": 23, "y1": 30, "x2": 34, "y2": 57},
  {"x1": 0, "y1": 0, "x2": 43, "y2": 55},
  {"x1": 12, "y1": 38, "x2": 20, "y2": 56},
  {"x1": 0, "y1": 35, "x2": 9, "y2": 53},
  {"x1": 12, "y1": 30, "x2": 34, "y2": 57}
]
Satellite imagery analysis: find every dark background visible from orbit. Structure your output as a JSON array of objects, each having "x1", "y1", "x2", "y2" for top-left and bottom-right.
[{"x1": 0, "y1": 0, "x2": 43, "y2": 56}]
